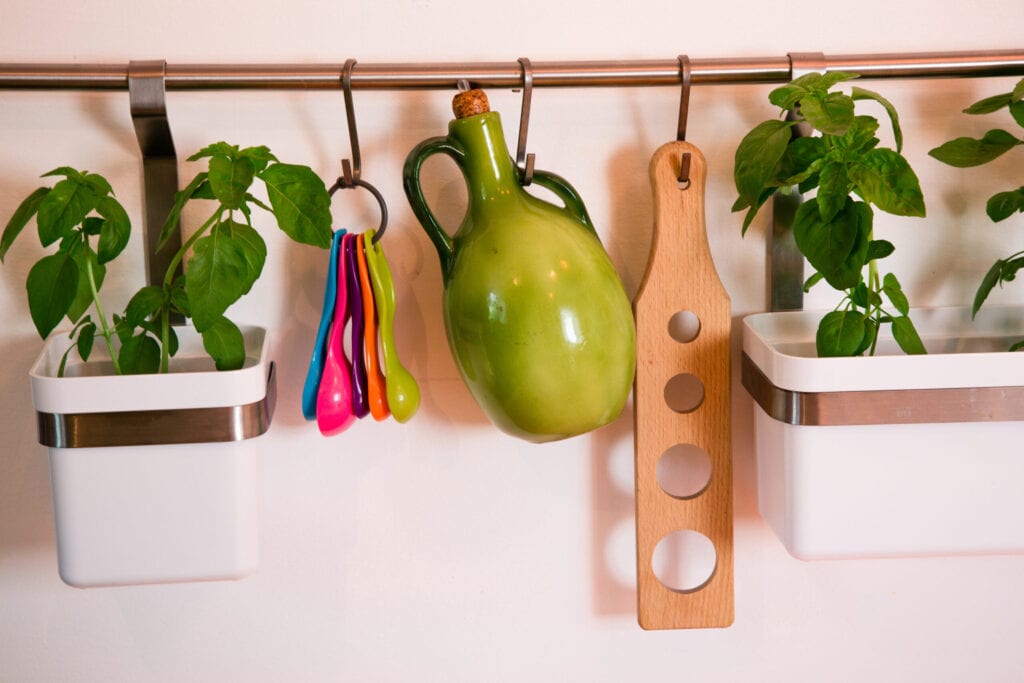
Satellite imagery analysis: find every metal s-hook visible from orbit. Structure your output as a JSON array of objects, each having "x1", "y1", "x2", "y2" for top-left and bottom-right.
[
  {"x1": 335, "y1": 58, "x2": 388, "y2": 244},
  {"x1": 340, "y1": 58, "x2": 362, "y2": 186},
  {"x1": 676, "y1": 54, "x2": 692, "y2": 188},
  {"x1": 515, "y1": 57, "x2": 536, "y2": 186}
]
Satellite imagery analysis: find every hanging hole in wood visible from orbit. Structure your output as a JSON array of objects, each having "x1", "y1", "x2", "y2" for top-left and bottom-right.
[
  {"x1": 657, "y1": 443, "x2": 713, "y2": 499},
  {"x1": 664, "y1": 373, "x2": 705, "y2": 413},
  {"x1": 651, "y1": 529, "x2": 717, "y2": 593},
  {"x1": 668, "y1": 309, "x2": 701, "y2": 343}
]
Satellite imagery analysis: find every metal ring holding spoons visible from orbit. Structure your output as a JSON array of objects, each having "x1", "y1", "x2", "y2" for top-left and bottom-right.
[{"x1": 328, "y1": 175, "x2": 389, "y2": 241}]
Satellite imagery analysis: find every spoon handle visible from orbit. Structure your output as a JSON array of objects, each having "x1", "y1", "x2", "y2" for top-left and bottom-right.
[
  {"x1": 316, "y1": 234, "x2": 355, "y2": 436},
  {"x1": 302, "y1": 230, "x2": 345, "y2": 420},
  {"x1": 346, "y1": 233, "x2": 370, "y2": 418},
  {"x1": 357, "y1": 233, "x2": 390, "y2": 421},
  {"x1": 365, "y1": 238, "x2": 420, "y2": 423}
]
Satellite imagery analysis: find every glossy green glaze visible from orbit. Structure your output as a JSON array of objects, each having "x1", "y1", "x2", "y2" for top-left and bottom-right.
[{"x1": 404, "y1": 111, "x2": 636, "y2": 442}]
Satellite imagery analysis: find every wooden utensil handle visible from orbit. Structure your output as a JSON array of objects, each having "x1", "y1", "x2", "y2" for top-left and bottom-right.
[{"x1": 633, "y1": 140, "x2": 734, "y2": 630}]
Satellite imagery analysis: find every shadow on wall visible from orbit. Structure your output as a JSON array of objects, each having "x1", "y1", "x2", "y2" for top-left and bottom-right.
[{"x1": 0, "y1": 334, "x2": 59, "y2": 556}]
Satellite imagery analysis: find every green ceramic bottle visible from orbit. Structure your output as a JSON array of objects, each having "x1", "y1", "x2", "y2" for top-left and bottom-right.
[{"x1": 403, "y1": 89, "x2": 636, "y2": 442}]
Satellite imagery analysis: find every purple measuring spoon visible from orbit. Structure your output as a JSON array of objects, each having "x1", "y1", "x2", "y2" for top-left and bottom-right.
[{"x1": 345, "y1": 233, "x2": 370, "y2": 418}]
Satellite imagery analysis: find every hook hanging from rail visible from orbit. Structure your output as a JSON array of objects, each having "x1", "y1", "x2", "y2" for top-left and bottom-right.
[
  {"x1": 676, "y1": 55, "x2": 692, "y2": 188},
  {"x1": 515, "y1": 57, "x2": 536, "y2": 186},
  {"x1": 331, "y1": 58, "x2": 388, "y2": 243},
  {"x1": 127, "y1": 60, "x2": 184, "y2": 322}
]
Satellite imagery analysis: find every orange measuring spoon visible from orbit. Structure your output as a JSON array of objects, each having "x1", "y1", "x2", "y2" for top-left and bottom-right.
[{"x1": 357, "y1": 232, "x2": 390, "y2": 421}]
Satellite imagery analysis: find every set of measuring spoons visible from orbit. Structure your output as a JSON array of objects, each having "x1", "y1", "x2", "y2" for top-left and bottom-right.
[{"x1": 302, "y1": 228, "x2": 420, "y2": 436}]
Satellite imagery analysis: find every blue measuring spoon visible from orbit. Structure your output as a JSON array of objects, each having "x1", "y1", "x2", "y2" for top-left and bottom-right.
[{"x1": 301, "y1": 229, "x2": 346, "y2": 420}]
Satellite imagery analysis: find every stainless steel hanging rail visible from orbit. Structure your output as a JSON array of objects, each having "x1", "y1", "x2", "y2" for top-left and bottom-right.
[{"x1": 2, "y1": 50, "x2": 1023, "y2": 90}]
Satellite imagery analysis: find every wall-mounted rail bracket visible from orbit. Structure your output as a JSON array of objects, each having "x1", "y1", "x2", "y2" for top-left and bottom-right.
[{"x1": 128, "y1": 60, "x2": 182, "y2": 303}]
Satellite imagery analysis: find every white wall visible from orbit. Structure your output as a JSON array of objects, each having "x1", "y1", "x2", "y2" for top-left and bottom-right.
[{"x1": 2, "y1": 1, "x2": 1024, "y2": 681}]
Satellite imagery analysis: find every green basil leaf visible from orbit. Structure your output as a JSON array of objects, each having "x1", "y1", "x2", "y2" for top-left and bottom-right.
[
  {"x1": 201, "y1": 316, "x2": 246, "y2": 371},
  {"x1": 158, "y1": 171, "x2": 209, "y2": 252},
  {"x1": 208, "y1": 155, "x2": 256, "y2": 210},
  {"x1": 814, "y1": 71, "x2": 860, "y2": 91},
  {"x1": 777, "y1": 136, "x2": 827, "y2": 184},
  {"x1": 1010, "y1": 101, "x2": 1024, "y2": 129},
  {"x1": 816, "y1": 159, "x2": 850, "y2": 223},
  {"x1": 184, "y1": 222, "x2": 252, "y2": 331},
  {"x1": 125, "y1": 285, "x2": 166, "y2": 327},
  {"x1": 928, "y1": 129, "x2": 1023, "y2": 167},
  {"x1": 769, "y1": 83, "x2": 806, "y2": 111},
  {"x1": 1009, "y1": 339, "x2": 1024, "y2": 352},
  {"x1": 187, "y1": 142, "x2": 238, "y2": 162},
  {"x1": 854, "y1": 317, "x2": 879, "y2": 356},
  {"x1": 118, "y1": 333, "x2": 161, "y2": 375},
  {"x1": 245, "y1": 192, "x2": 273, "y2": 213},
  {"x1": 973, "y1": 259, "x2": 1004, "y2": 318},
  {"x1": 1, "y1": 186, "x2": 49, "y2": 261},
  {"x1": 190, "y1": 180, "x2": 216, "y2": 200},
  {"x1": 76, "y1": 321, "x2": 96, "y2": 362},
  {"x1": 849, "y1": 148, "x2": 926, "y2": 217},
  {"x1": 882, "y1": 272, "x2": 910, "y2": 315},
  {"x1": 867, "y1": 239, "x2": 895, "y2": 260},
  {"x1": 799, "y1": 92, "x2": 855, "y2": 135},
  {"x1": 82, "y1": 173, "x2": 113, "y2": 196},
  {"x1": 964, "y1": 92, "x2": 1013, "y2": 115},
  {"x1": 169, "y1": 276, "x2": 190, "y2": 316},
  {"x1": 95, "y1": 195, "x2": 131, "y2": 264},
  {"x1": 852, "y1": 87, "x2": 904, "y2": 151},
  {"x1": 65, "y1": 241, "x2": 104, "y2": 323},
  {"x1": 238, "y1": 146, "x2": 278, "y2": 173},
  {"x1": 1013, "y1": 78, "x2": 1024, "y2": 102},
  {"x1": 850, "y1": 281, "x2": 870, "y2": 307},
  {"x1": 1002, "y1": 257, "x2": 1024, "y2": 283},
  {"x1": 225, "y1": 220, "x2": 267, "y2": 294},
  {"x1": 259, "y1": 163, "x2": 333, "y2": 248},
  {"x1": 803, "y1": 271, "x2": 824, "y2": 293},
  {"x1": 770, "y1": 72, "x2": 858, "y2": 110},
  {"x1": 793, "y1": 197, "x2": 869, "y2": 289},
  {"x1": 82, "y1": 216, "x2": 104, "y2": 236},
  {"x1": 41, "y1": 167, "x2": 84, "y2": 180},
  {"x1": 26, "y1": 252, "x2": 79, "y2": 338},
  {"x1": 733, "y1": 119, "x2": 795, "y2": 208},
  {"x1": 891, "y1": 315, "x2": 927, "y2": 355},
  {"x1": 834, "y1": 115, "x2": 881, "y2": 155},
  {"x1": 36, "y1": 177, "x2": 97, "y2": 246},
  {"x1": 986, "y1": 188, "x2": 1024, "y2": 222},
  {"x1": 816, "y1": 309, "x2": 867, "y2": 357}
]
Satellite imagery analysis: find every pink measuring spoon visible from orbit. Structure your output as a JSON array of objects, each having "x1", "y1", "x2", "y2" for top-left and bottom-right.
[{"x1": 316, "y1": 233, "x2": 356, "y2": 436}]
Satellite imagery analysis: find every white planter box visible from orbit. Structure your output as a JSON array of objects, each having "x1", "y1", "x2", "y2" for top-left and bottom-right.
[
  {"x1": 742, "y1": 306, "x2": 1024, "y2": 560},
  {"x1": 29, "y1": 325, "x2": 274, "y2": 587}
]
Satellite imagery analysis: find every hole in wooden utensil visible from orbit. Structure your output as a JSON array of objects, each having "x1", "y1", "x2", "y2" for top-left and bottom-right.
[
  {"x1": 667, "y1": 310, "x2": 700, "y2": 343},
  {"x1": 657, "y1": 443, "x2": 712, "y2": 499},
  {"x1": 652, "y1": 530, "x2": 717, "y2": 593},
  {"x1": 664, "y1": 373, "x2": 704, "y2": 413}
]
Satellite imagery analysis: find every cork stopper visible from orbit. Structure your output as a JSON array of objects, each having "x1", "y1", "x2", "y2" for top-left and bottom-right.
[{"x1": 452, "y1": 88, "x2": 490, "y2": 119}]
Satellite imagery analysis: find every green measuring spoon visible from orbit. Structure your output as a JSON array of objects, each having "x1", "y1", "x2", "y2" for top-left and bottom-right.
[{"x1": 364, "y1": 233, "x2": 420, "y2": 423}]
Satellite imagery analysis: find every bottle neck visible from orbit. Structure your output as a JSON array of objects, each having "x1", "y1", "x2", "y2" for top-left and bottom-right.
[{"x1": 449, "y1": 112, "x2": 522, "y2": 203}]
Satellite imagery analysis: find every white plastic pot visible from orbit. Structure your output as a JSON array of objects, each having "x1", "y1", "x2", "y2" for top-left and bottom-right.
[
  {"x1": 29, "y1": 325, "x2": 274, "y2": 587},
  {"x1": 743, "y1": 306, "x2": 1024, "y2": 560}
]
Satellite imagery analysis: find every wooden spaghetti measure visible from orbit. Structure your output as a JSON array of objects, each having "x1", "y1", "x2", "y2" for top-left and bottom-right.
[{"x1": 633, "y1": 140, "x2": 734, "y2": 629}]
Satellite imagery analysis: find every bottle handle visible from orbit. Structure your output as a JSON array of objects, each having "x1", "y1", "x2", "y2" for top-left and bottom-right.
[
  {"x1": 528, "y1": 169, "x2": 599, "y2": 239},
  {"x1": 402, "y1": 135, "x2": 463, "y2": 279}
]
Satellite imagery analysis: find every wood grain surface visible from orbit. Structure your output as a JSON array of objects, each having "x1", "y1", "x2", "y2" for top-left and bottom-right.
[{"x1": 633, "y1": 140, "x2": 734, "y2": 630}]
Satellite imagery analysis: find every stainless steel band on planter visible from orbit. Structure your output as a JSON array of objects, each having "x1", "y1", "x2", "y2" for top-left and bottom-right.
[
  {"x1": 741, "y1": 353, "x2": 1024, "y2": 426},
  {"x1": 37, "y1": 363, "x2": 277, "y2": 448}
]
